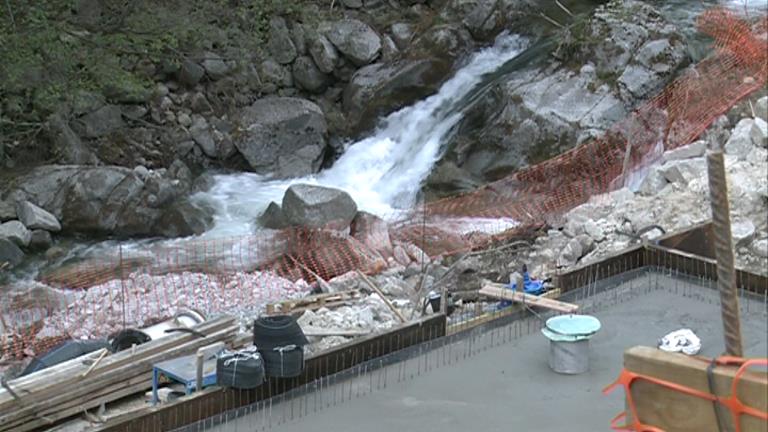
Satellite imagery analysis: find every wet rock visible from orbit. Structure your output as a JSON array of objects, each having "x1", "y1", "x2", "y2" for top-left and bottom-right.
[
  {"x1": 0, "y1": 199, "x2": 17, "y2": 222},
  {"x1": 411, "y1": 24, "x2": 474, "y2": 61},
  {"x1": 28, "y1": 230, "x2": 53, "y2": 252},
  {"x1": 0, "y1": 221, "x2": 31, "y2": 247},
  {"x1": 343, "y1": 58, "x2": 451, "y2": 134},
  {"x1": 390, "y1": 23, "x2": 413, "y2": 49},
  {"x1": 178, "y1": 59, "x2": 205, "y2": 88},
  {"x1": 235, "y1": 97, "x2": 327, "y2": 178},
  {"x1": 0, "y1": 238, "x2": 24, "y2": 268},
  {"x1": 292, "y1": 56, "x2": 330, "y2": 93},
  {"x1": 326, "y1": 19, "x2": 381, "y2": 66},
  {"x1": 258, "y1": 202, "x2": 288, "y2": 230},
  {"x1": 16, "y1": 201, "x2": 61, "y2": 232},
  {"x1": 268, "y1": 18, "x2": 298, "y2": 65},
  {"x1": 309, "y1": 35, "x2": 340, "y2": 74},
  {"x1": 154, "y1": 198, "x2": 215, "y2": 238},
  {"x1": 282, "y1": 184, "x2": 358, "y2": 229}
]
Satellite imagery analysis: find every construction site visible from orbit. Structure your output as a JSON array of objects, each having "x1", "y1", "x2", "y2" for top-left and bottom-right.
[{"x1": 0, "y1": 3, "x2": 767, "y2": 432}]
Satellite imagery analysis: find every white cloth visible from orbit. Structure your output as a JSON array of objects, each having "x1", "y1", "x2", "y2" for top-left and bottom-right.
[{"x1": 658, "y1": 328, "x2": 702, "y2": 355}]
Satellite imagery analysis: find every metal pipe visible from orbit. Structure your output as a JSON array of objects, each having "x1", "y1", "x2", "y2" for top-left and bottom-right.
[{"x1": 706, "y1": 144, "x2": 744, "y2": 357}]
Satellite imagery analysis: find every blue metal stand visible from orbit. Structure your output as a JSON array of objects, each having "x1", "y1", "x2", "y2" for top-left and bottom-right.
[{"x1": 152, "y1": 354, "x2": 218, "y2": 405}]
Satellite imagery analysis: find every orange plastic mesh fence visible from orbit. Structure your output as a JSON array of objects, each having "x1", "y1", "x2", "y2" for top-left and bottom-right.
[{"x1": 1, "y1": 8, "x2": 765, "y2": 363}]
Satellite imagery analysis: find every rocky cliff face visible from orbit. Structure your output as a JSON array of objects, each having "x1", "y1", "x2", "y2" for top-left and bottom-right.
[{"x1": 428, "y1": 0, "x2": 690, "y2": 197}]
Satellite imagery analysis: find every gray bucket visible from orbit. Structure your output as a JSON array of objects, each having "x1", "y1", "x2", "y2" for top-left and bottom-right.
[
  {"x1": 541, "y1": 314, "x2": 601, "y2": 375},
  {"x1": 549, "y1": 339, "x2": 590, "y2": 374}
]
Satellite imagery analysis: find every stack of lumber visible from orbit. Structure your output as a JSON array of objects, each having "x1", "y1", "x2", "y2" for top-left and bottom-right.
[
  {"x1": 266, "y1": 289, "x2": 362, "y2": 315},
  {"x1": 479, "y1": 282, "x2": 579, "y2": 313},
  {"x1": 0, "y1": 316, "x2": 238, "y2": 432}
]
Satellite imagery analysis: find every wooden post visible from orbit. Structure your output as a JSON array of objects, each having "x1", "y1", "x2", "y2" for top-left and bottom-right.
[{"x1": 706, "y1": 143, "x2": 744, "y2": 357}]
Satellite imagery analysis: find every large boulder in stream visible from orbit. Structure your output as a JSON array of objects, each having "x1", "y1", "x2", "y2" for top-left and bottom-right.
[
  {"x1": 282, "y1": 184, "x2": 358, "y2": 229},
  {"x1": 235, "y1": 98, "x2": 328, "y2": 179},
  {"x1": 429, "y1": 0, "x2": 689, "y2": 195},
  {"x1": 6, "y1": 164, "x2": 207, "y2": 238}
]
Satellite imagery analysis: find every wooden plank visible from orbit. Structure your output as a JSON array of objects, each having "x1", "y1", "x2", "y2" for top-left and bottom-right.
[
  {"x1": 356, "y1": 270, "x2": 407, "y2": 323},
  {"x1": 479, "y1": 284, "x2": 579, "y2": 313},
  {"x1": 0, "y1": 325, "x2": 238, "y2": 430},
  {"x1": 302, "y1": 327, "x2": 369, "y2": 337},
  {"x1": 447, "y1": 289, "x2": 562, "y2": 334},
  {"x1": 622, "y1": 346, "x2": 767, "y2": 432},
  {"x1": 0, "y1": 316, "x2": 235, "y2": 409},
  {"x1": 266, "y1": 290, "x2": 362, "y2": 314}
]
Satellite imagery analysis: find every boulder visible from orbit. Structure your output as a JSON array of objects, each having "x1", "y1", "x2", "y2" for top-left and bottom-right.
[
  {"x1": 281, "y1": 184, "x2": 358, "y2": 229},
  {"x1": 292, "y1": 56, "x2": 330, "y2": 93},
  {"x1": 556, "y1": 237, "x2": 583, "y2": 267},
  {"x1": 16, "y1": 201, "x2": 62, "y2": 232},
  {"x1": 9, "y1": 165, "x2": 191, "y2": 238},
  {"x1": 189, "y1": 116, "x2": 217, "y2": 158},
  {"x1": 28, "y1": 230, "x2": 53, "y2": 252},
  {"x1": 326, "y1": 19, "x2": 381, "y2": 66},
  {"x1": 0, "y1": 221, "x2": 31, "y2": 247},
  {"x1": 751, "y1": 238, "x2": 768, "y2": 258},
  {"x1": 731, "y1": 219, "x2": 756, "y2": 248},
  {"x1": 752, "y1": 118, "x2": 768, "y2": 148},
  {"x1": 200, "y1": 51, "x2": 233, "y2": 80},
  {"x1": 268, "y1": 18, "x2": 298, "y2": 65},
  {"x1": 309, "y1": 35, "x2": 340, "y2": 74},
  {"x1": 659, "y1": 159, "x2": 706, "y2": 185},
  {"x1": 178, "y1": 59, "x2": 205, "y2": 87},
  {"x1": 583, "y1": 219, "x2": 605, "y2": 242},
  {"x1": 0, "y1": 238, "x2": 24, "y2": 268},
  {"x1": 0, "y1": 199, "x2": 16, "y2": 222},
  {"x1": 258, "y1": 201, "x2": 289, "y2": 229},
  {"x1": 154, "y1": 198, "x2": 215, "y2": 238},
  {"x1": 410, "y1": 24, "x2": 474, "y2": 61},
  {"x1": 259, "y1": 59, "x2": 294, "y2": 89},
  {"x1": 390, "y1": 23, "x2": 414, "y2": 49},
  {"x1": 343, "y1": 58, "x2": 451, "y2": 133},
  {"x1": 662, "y1": 140, "x2": 707, "y2": 162},
  {"x1": 350, "y1": 211, "x2": 392, "y2": 257},
  {"x1": 725, "y1": 119, "x2": 759, "y2": 159},
  {"x1": 46, "y1": 114, "x2": 99, "y2": 165},
  {"x1": 637, "y1": 166, "x2": 669, "y2": 196},
  {"x1": 342, "y1": 0, "x2": 363, "y2": 8},
  {"x1": 755, "y1": 96, "x2": 768, "y2": 121},
  {"x1": 73, "y1": 104, "x2": 124, "y2": 139},
  {"x1": 235, "y1": 97, "x2": 328, "y2": 178}
]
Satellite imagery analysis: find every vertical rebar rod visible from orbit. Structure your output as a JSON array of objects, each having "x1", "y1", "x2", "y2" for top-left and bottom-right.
[{"x1": 707, "y1": 147, "x2": 744, "y2": 357}]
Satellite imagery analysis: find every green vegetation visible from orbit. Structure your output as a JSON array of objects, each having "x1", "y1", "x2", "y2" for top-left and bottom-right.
[{"x1": 0, "y1": 0, "x2": 334, "y2": 153}]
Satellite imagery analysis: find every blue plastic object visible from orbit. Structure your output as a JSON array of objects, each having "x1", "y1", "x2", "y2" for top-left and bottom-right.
[
  {"x1": 541, "y1": 314, "x2": 601, "y2": 342},
  {"x1": 497, "y1": 268, "x2": 545, "y2": 309}
]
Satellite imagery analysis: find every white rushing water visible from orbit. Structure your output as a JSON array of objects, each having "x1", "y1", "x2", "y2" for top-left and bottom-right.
[{"x1": 196, "y1": 33, "x2": 527, "y2": 238}]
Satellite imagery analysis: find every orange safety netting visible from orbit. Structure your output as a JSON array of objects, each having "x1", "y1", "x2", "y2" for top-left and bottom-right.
[
  {"x1": 603, "y1": 357, "x2": 768, "y2": 432},
  {"x1": 1, "y1": 8, "x2": 766, "y2": 362}
]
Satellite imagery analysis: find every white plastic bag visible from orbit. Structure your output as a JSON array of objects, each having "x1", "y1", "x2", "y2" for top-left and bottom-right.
[{"x1": 658, "y1": 328, "x2": 702, "y2": 355}]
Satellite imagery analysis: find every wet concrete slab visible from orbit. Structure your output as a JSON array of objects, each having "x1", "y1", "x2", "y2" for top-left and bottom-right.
[{"x1": 211, "y1": 274, "x2": 768, "y2": 432}]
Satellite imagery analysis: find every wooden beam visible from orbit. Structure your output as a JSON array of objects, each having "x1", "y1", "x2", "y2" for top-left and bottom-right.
[
  {"x1": 621, "y1": 346, "x2": 767, "y2": 432},
  {"x1": 356, "y1": 270, "x2": 407, "y2": 323},
  {"x1": 302, "y1": 327, "x2": 369, "y2": 337},
  {"x1": 479, "y1": 283, "x2": 579, "y2": 314}
]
